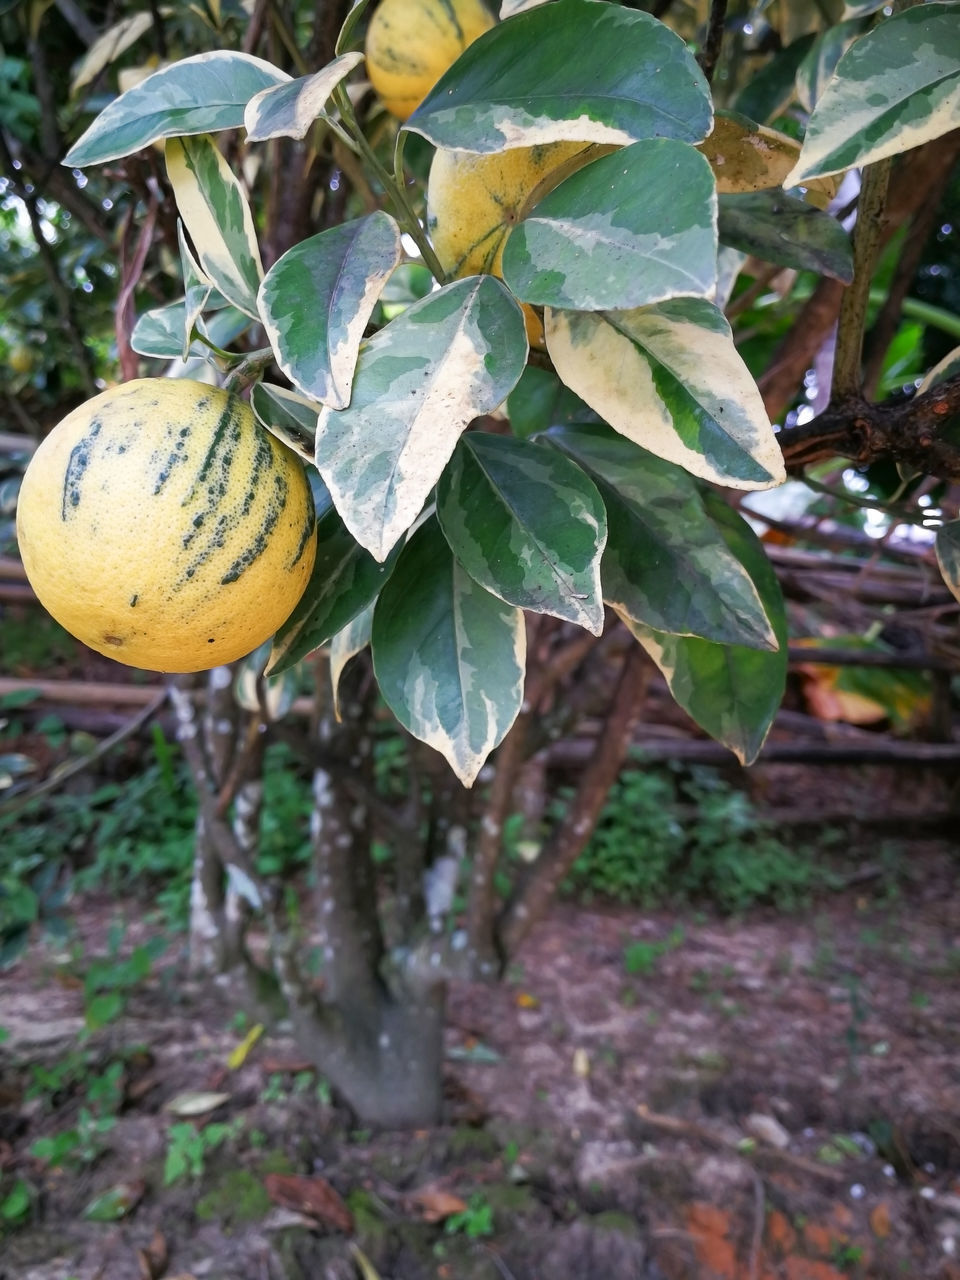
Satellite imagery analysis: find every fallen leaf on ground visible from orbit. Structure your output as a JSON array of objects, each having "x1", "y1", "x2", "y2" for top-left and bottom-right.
[
  {"x1": 84, "y1": 1178, "x2": 146, "y2": 1221},
  {"x1": 350, "y1": 1242, "x2": 382, "y2": 1280},
  {"x1": 137, "y1": 1227, "x2": 168, "y2": 1280},
  {"x1": 227, "y1": 1022, "x2": 264, "y2": 1069},
  {"x1": 407, "y1": 1184, "x2": 468, "y2": 1223},
  {"x1": 163, "y1": 1091, "x2": 230, "y2": 1116},
  {"x1": 260, "y1": 1056, "x2": 315, "y2": 1075},
  {"x1": 263, "y1": 1172, "x2": 354, "y2": 1233}
]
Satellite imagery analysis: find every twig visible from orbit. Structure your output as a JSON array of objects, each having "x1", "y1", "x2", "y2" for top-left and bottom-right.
[
  {"x1": 697, "y1": 0, "x2": 728, "y2": 84},
  {"x1": 0, "y1": 689, "x2": 167, "y2": 818},
  {"x1": 832, "y1": 160, "x2": 892, "y2": 399},
  {"x1": 116, "y1": 195, "x2": 159, "y2": 382}
]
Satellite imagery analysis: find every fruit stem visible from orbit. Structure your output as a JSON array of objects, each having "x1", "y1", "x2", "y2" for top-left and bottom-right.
[{"x1": 333, "y1": 84, "x2": 447, "y2": 282}]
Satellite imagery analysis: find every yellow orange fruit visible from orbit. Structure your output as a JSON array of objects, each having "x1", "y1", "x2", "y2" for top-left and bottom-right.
[
  {"x1": 365, "y1": 0, "x2": 495, "y2": 121},
  {"x1": 16, "y1": 378, "x2": 317, "y2": 672}
]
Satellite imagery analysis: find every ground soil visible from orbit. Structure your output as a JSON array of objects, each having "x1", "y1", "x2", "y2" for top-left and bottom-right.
[{"x1": 2, "y1": 837, "x2": 960, "y2": 1280}]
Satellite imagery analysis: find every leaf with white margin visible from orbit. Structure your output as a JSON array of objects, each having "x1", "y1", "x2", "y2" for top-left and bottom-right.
[
  {"x1": 437, "y1": 432, "x2": 606, "y2": 634},
  {"x1": 786, "y1": 4, "x2": 960, "y2": 184},
  {"x1": 315, "y1": 275, "x2": 528, "y2": 562},
  {"x1": 372, "y1": 517, "x2": 526, "y2": 787},
  {"x1": 258, "y1": 213, "x2": 402, "y2": 409},
  {"x1": 64, "y1": 51, "x2": 289, "y2": 167},
  {"x1": 130, "y1": 298, "x2": 248, "y2": 358},
  {"x1": 330, "y1": 604, "x2": 374, "y2": 721},
  {"x1": 178, "y1": 220, "x2": 212, "y2": 360},
  {"x1": 795, "y1": 19, "x2": 864, "y2": 113},
  {"x1": 546, "y1": 423, "x2": 777, "y2": 650},
  {"x1": 70, "y1": 11, "x2": 153, "y2": 95},
  {"x1": 268, "y1": 505, "x2": 399, "y2": 676},
  {"x1": 250, "y1": 382, "x2": 319, "y2": 462},
  {"x1": 502, "y1": 139, "x2": 717, "y2": 311},
  {"x1": 545, "y1": 298, "x2": 785, "y2": 489},
  {"x1": 500, "y1": 0, "x2": 550, "y2": 15},
  {"x1": 406, "y1": 0, "x2": 711, "y2": 153},
  {"x1": 618, "y1": 492, "x2": 787, "y2": 765},
  {"x1": 244, "y1": 52, "x2": 363, "y2": 141},
  {"x1": 166, "y1": 134, "x2": 263, "y2": 319}
]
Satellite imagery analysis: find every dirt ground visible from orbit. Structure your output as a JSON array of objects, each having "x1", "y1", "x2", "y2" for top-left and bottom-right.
[{"x1": 2, "y1": 835, "x2": 960, "y2": 1280}]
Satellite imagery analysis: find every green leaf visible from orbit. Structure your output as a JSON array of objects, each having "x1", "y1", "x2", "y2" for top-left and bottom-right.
[
  {"x1": 506, "y1": 365, "x2": 599, "y2": 438},
  {"x1": 502, "y1": 139, "x2": 717, "y2": 310},
  {"x1": 258, "y1": 213, "x2": 403, "y2": 409},
  {"x1": 268, "y1": 506, "x2": 398, "y2": 675},
  {"x1": 547, "y1": 424, "x2": 777, "y2": 650},
  {"x1": 64, "y1": 51, "x2": 289, "y2": 167},
  {"x1": 130, "y1": 298, "x2": 249, "y2": 359},
  {"x1": 166, "y1": 134, "x2": 263, "y2": 318},
  {"x1": 250, "y1": 382, "x2": 320, "y2": 462},
  {"x1": 330, "y1": 604, "x2": 374, "y2": 720},
  {"x1": 437, "y1": 432, "x2": 606, "y2": 633},
  {"x1": 372, "y1": 518, "x2": 525, "y2": 787},
  {"x1": 545, "y1": 298, "x2": 785, "y2": 489},
  {"x1": 795, "y1": 19, "x2": 865, "y2": 113},
  {"x1": 786, "y1": 4, "x2": 960, "y2": 183},
  {"x1": 733, "y1": 35, "x2": 817, "y2": 124},
  {"x1": 178, "y1": 220, "x2": 212, "y2": 359},
  {"x1": 244, "y1": 52, "x2": 363, "y2": 141},
  {"x1": 315, "y1": 275, "x2": 528, "y2": 561},
  {"x1": 936, "y1": 520, "x2": 960, "y2": 604},
  {"x1": 621, "y1": 493, "x2": 787, "y2": 765},
  {"x1": 406, "y1": 0, "x2": 711, "y2": 153},
  {"x1": 718, "y1": 190, "x2": 853, "y2": 283}
]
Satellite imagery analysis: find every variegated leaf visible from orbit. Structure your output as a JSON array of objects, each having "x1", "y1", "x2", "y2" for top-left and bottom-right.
[
  {"x1": 70, "y1": 11, "x2": 154, "y2": 95},
  {"x1": 919, "y1": 344, "x2": 960, "y2": 395},
  {"x1": 437, "y1": 433, "x2": 606, "y2": 634},
  {"x1": 250, "y1": 383, "x2": 320, "y2": 462},
  {"x1": 936, "y1": 521, "x2": 960, "y2": 605},
  {"x1": 178, "y1": 220, "x2": 212, "y2": 360},
  {"x1": 315, "y1": 276, "x2": 528, "y2": 562},
  {"x1": 269, "y1": 506, "x2": 398, "y2": 676},
  {"x1": 244, "y1": 52, "x2": 363, "y2": 141},
  {"x1": 547, "y1": 424, "x2": 777, "y2": 650},
  {"x1": 786, "y1": 4, "x2": 960, "y2": 183},
  {"x1": 718, "y1": 190, "x2": 853, "y2": 283},
  {"x1": 166, "y1": 134, "x2": 263, "y2": 318},
  {"x1": 130, "y1": 298, "x2": 248, "y2": 359},
  {"x1": 795, "y1": 19, "x2": 864, "y2": 112},
  {"x1": 406, "y1": 0, "x2": 711, "y2": 153},
  {"x1": 501, "y1": 139, "x2": 717, "y2": 310},
  {"x1": 371, "y1": 518, "x2": 526, "y2": 787},
  {"x1": 64, "y1": 51, "x2": 289, "y2": 167},
  {"x1": 619, "y1": 492, "x2": 787, "y2": 765},
  {"x1": 545, "y1": 299, "x2": 785, "y2": 489},
  {"x1": 258, "y1": 213, "x2": 402, "y2": 409},
  {"x1": 698, "y1": 112, "x2": 802, "y2": 193},
  {"x1": 733, "y1": 34, "x2": 816, "y2": 125},
  {"x1": 330, "y1": 605, "x2": 374, "y2": 721}
]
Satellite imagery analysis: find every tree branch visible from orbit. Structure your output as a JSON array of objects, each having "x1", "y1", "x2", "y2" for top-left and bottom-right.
[
  {"x1": 778, "y1": 372, "x2": 960, "y2": 478},
  {"x1": 831, "y1": 159, "x2": 891, "y2": 399},
  {"x1": 697, "y1": 0, "x2": 728, "y2": 84},
  {"x1": 497, "y1": 646, "x2": 650, "y2": 957}
]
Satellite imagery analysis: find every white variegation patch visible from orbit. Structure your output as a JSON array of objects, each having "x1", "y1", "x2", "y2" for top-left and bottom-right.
[
  {"x1": 166, "y1": 135, "x2": 263, "y2": 318},
  {"x1": 787, "y1": 5, "x2": 960, "y2": 182},
  {"x1": 546, "y1": 303, "x2": 785, "y2": 489},
  {"x1": 177, "y1": 220, "x2": 212, "y2": 360},
  {"x1": 71, "y1": 12, "x2": 153, "y2": 95},
  {"x1": 316, "y1": 277, "x2": 527, "y2": 562},
  {"x1": 244, "y1": 53, "x2": 363, "y2": 141}
]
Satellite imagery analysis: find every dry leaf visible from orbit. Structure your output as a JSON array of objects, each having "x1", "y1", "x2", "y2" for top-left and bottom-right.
[
  {"x1": 407, "y1": 1184, "x2": 468, "y2": 1224},
  {"x1": 350, "y1": 1242, "x2": 383, "y2": 1280},
  {"x1": 137, "y1": 1227, "x2": 168, "y2": 1280},
  {"x1": 163, "y1": 1091, "x2": 231, "y2": 1117},
  {"x1": 515, "y1": 992, "x2": 540, "y2": 1009},
  {"x1": 260, "y1": 1057, "x2": 315, "y2": 1075},
  {"x1": 263, "y1": 1173, "x2": 354, "y2": 1233},
  {"x1": 572, "y1": 1048, "x2": 590, "y2": 1078}
]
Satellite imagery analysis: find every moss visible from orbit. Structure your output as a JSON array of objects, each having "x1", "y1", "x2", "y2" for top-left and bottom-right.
[
  {"x1": 257, "y1": 1150, "x2": 295, "y2": 1176},
  {"x1": 195, "y1": 1169, "x2": 271, "y2": 1230},
  {"x1": 346, "y1": 1187, "x2": 393, "y2": 1249},
  {"x1": 482, "y1": 1182, "x2": 537, "y2": 1216},
  {"x1": 590, "y1": 1210, "x2": 641, "y2": 1238},
  {"x1": 446, "y1": 1125, "x2": 500, "y2": 1160}
]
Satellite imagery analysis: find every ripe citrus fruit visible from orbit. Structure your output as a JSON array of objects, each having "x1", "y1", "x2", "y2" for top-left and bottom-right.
[
  {"x1": 365, "y1": 0, "x2": 495, "y2": 121},
  {"x1": 16, "y1": 378, "x2": 317, "y2": 673},
  {"x1": 427, "y1": 141, "x2": 609, "y2": 346}
]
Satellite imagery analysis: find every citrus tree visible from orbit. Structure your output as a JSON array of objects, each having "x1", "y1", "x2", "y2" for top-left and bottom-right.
[{"x1": 15, "y1": 0, "x2": 960, "y2": 1124}]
